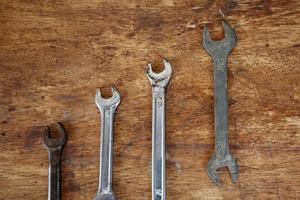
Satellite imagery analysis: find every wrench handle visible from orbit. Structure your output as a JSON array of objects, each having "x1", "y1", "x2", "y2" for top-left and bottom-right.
[
  {"x1": 213, "y1": 57, "x2": 229, "y2": 156},
  {"x1": 48, "y1": 149, "x2": 62, "y2": 200},
  {"x1": 98, "y1": 106, "x2": 116, "y2": 194},
  {"x1": 152, "y1": 87, "x2": 166, "y2": 200}
]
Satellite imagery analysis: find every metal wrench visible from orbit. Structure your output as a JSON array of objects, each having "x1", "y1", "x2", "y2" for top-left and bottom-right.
[
  {"x1": 146, "y1": 59, "x2": 172, "y2": 200},
  {"x1": 94, "y1": 85, "x2": 121, "y2": 200},
  {"x1": 42, "y1": 122, "x2": 67, "y2": 200},
  {"x1": 202, "y1": 21, "x2": 239, "y2": 186}
]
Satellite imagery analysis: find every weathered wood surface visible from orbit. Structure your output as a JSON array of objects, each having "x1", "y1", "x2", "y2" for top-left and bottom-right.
[{"x1": 0, "y1": 0, "x2": 299, "y2": 199}]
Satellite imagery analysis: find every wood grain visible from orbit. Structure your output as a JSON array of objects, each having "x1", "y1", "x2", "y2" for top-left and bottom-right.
[{"x1": 0, "y1": 0, "x2": 299, "y2": 199}]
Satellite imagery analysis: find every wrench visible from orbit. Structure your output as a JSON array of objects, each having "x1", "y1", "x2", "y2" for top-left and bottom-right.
[
  {"x1": 202, "y1": 21, "x2": 239, "y2": 186},
  {"x1": 94, "y1": 85, "x2": 121, "y2": 200},
  {"x1": 42, "y1": 122, "x2": 67, "y2": 200},
  {"x1": 146, "y1": 59, "x2": 172, "y2": 200}
]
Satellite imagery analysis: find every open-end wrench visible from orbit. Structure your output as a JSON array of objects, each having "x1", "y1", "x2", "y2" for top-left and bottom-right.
[
  {"x1": 146, "y1": 59, "x2": 172, "y2": 200},
  {"x1": 202, "y1": 21, "x2": 239, "y2": 186},
  {"x1": 94, "y1": 85, "x2": 121, "y2": 200},
  {"x1": 42, "y1": 122, "x2": 67, "y2": 200}
]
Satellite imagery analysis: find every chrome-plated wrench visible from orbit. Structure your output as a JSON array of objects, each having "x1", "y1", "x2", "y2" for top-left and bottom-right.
[
  {"x1": 42, "y1": 122, "x2": 67, "y2": 200},
  {"x1": 202, "y1": 21, "x2": 239, "y2": 186},
  {"x1": 94, "y1": 86, "x2": 121, "y2": 200},
  {"x1": 146, "y1": 59, "x2": 172, "y2": 200}
]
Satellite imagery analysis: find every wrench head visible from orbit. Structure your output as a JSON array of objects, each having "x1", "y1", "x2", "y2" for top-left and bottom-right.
[
  {"x1": 95, "y1": 85, "x2": 121, "y2": 110},
  {"x1": 146, "y1": 59, "x2": 172, "y2": 88},
  {"x1": 202, "y1": 21, "x2": 237, "y2": 58},
  {"x1": 94, "y1": 192, "x2": 117, "y2": 200},
  {"x1": 206, "y1": 152, "x2": 239, "y2": 186},
  {"x1": 42, "y1": 122, "x2": 67, "y2": 150}
]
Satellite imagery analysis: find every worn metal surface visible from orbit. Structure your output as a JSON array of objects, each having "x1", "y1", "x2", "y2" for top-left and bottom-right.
[
  {"x1": 202, "y1": 21, "x2": 239, "y2": 186},
  {"x1": 42, "y1": 123, "x2": 67, "y2": 200},
  {"x1": 147, "y1": 59, "x2": 172, "y2": 200},
  {"x1": 94, "y1": 86, "x2": 121, "y2": 200}
]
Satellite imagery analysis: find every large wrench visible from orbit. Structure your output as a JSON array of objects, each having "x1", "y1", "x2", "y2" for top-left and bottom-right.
[
  {"x1": 94, "y1": 85, "x2": 121, "y2": 200},
  {"x1": 146, "y1": 59, "x2": 172, "y2": 200},
  {"x1": 42, "y1": 122, "x2": 67, "y2": 200},
  {"x1": 202, "y1": 21, "x2": 239, "y2": 186}
]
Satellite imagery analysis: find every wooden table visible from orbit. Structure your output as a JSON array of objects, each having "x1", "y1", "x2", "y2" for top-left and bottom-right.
[{"x1": 0, "y1": 0, "x2": 299, "y2": 199}]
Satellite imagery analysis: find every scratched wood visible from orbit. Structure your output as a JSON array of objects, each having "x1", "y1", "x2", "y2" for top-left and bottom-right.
[{"x1": 0, "y1": 0, "x2": 300, "y2": 199}]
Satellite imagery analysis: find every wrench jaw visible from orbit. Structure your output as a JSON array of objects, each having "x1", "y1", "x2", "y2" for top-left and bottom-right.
[
  {"x1": 42, "y1": 123, "x2": 67, "y2": 150},
  {"x1": 94, "y1": 192, "x2": 117, "y2": 200},
  {"x1": 202, "y1": 21, "x2": 237, "y2": 58},
  {"x1": 146, "y1": 59, "x2": 172, "y2": 89},
  {"x1": 95, "y1": 85, "x2": 121, "y2": 112},
  {"x1": 207, "y1": 152, "x2": 239, "y2": 186}
]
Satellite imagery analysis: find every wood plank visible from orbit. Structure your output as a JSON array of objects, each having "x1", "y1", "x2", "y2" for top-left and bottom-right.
[{"x1": 0, "y1": 0, "x2": 299, "y2": 199}]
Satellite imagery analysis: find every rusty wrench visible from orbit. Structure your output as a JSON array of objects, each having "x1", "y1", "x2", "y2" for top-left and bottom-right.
[
  {"x1": 94, "y1": 86, "x2": 121, "y2": 200},
  {"x1": 42, "y1": 122, "x2": 67, "y2": 200},
  {"x1": 202, "y1": 21, "x2": 239, "y2": 186},
  {"x1": 147, "y1": 59, "x2": 172, "y2": 200}
]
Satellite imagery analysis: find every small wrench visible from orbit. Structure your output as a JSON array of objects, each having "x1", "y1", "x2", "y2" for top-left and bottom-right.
[
  {"x1": 42, "y1": 122, "x2": 67, "y2": 200},
  {"x1": 146, "y1": 59, "x2": 172, "y2": 200},
  {"x1": 202, "y1": 21, "x2": 239, "y2": 186},
  {"x1": 94, "y1": 85, "x2": 121, "y2": 200}
]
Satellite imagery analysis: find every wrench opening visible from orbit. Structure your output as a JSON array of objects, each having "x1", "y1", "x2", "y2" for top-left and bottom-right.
[
  {"x1": 95, "y1": 85, "x2": 121, "y2": 110},
  {"x1": 207, "y1": 153, "x2": 239, "y2": 186},
  {"x1": 202, "y1": 21, "x2": 237, "y2": 58},
  {"x1": 146, "y1": 59, "x2": 172, "y2": 89},
  {"x1": 42, "y1": 122, "x2": 67, "y2": 150}
]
